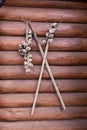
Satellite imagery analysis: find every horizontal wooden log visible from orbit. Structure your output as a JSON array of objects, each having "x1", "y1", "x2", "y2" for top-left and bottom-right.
[
  {"x1": 0, "y1": 79, "x2": 87, "y2": 93},
  {"x1": 0, "y1": 36, "x2": 87, "y2": 51},
  {"x1": 4, "y1": 0, "x2": 87, "y2": 9},
  {"x1": 0, "y1": 93, "x2": 87, "y2": 107},
  {"x1": 0, "y1": 21, "x2": 87, "y2": 37},
  {"x1": 0, "y1": 120, "x2": 87, "y2": 130},
  {"x1": 0, "y1": 51, "x2": 87, "y2": 65},
  {"x1": 0, "y1": 6, "x2": 87, "y2": 23},
  {"x1": 0, "y1": 107, "x2": 87, "y2": 121},
  {"x1": 0, "y1": 66, "x2": 87, "y2": 79}
]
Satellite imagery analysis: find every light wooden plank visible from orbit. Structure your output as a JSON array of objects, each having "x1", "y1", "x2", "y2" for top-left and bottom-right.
[
  {"x1": 0, "y1": 37, "x2": 87, "y2": 51},
  {"x1": 0, "y1": 51, "x2": 87, "y2": 65},
  {"x1": 0, "y1": 6, "x2": 87, "y2": 23},
  {"x1": 0, "y1": 107, "x2": 87, "y2": 121},
  {"x1": 4, "y1": 0, "x2": 87, "y2": 9},
  {"x1": 0, "y1": 66, "x2": 87, "y2": 79},
  {"x1": 0, "y1": 21, "x2": 87, "y2": 37},
  {"x1": 0, "y1": 120, "x2": 87, "y2": 130},
  {"x1": 0, "y1": 79, "x2": 87, "y2": 93},
  {"x1": 0, "y1": 93, "x2": 87, "y2": 107}
]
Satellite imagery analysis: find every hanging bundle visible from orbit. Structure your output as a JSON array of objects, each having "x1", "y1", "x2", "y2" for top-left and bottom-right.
[
  {"x1": 43, "y1": 23, "x2": 58, "y2": 44},
  {"x1": 18, "y1": 21, "x2": 33, "y2": 73}
]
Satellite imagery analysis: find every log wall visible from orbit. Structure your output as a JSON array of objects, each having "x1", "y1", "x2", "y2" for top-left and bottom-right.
[{"x1": 0, "y1": 0, "x2": 87, "y2": 130}]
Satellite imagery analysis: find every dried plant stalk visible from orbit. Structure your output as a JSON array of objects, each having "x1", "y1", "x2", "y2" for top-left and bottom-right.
[{"x1": 29, "y1": 22, "x2": 66, "y2": 116}]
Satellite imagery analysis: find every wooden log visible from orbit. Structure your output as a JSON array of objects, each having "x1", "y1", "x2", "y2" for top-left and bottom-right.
[
  {"x1": 0, "y1": 6, "x2": 87, "y2": 23},
  {"x1": 0, "y1": 21, "x2": 87, "y2": 37},
  {"x1": 0, "y1": 120, "x2": 87, "y2": 130},
  {"x1": 0, "y1": 66, "x2": 87, "y2": 79},
  {"x1": 4, "y1": 0, "x2": 87, "y2": 9},
  {"x1": 0, "y1": 51, "x2": 87, "y2": 65},
  {"x1": 0, "y1": 107, "x2": 87, "y2": 121},
  {"x1": 0, "y1": 79, "x2": 87, "y2": 93},
  {"x1": 0, "y1": 36, "x2": 87, "y2": 51},
  {"x1": 0, "y1": 93, "x2": 87, "y2": 107}
]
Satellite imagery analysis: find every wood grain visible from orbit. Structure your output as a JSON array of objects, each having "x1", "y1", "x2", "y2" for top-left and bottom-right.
[
  {"x1": 0, "y1": 79, "x2": 87, "y2": 93},
  {"x1": 0, "y1": 0, "x2": 87, "y2": 129},
  {"x1": 0, "y1": 36, "x2": 87, "y2": 51},
  {"x1": 0, "y1": 93, "x2": 87, "y2": 107},
  {"x1": 0, "y1": 6, "x2": 87, "y2": 23},
  {"x1": 0, "y1": 107, "x2": 87, "y2": 121},
  {"x1": 0, "y1": 51, "x2": 87, "y2": 65},
  {"x1": 4, "y1": 0, "x2": 87, "y2": 9},
  {"x1": 0, "y1": 120, "x2": 87, "y2": 130},
  {"x1": 0, "y1": 21, "x2": 87, "y2": 37},
  {"x1": 0, "y1": 66, "x2": 87, "y2": 79}
]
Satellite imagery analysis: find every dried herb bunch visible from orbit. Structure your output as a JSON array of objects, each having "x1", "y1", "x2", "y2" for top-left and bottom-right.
[
  {"x1": 43, "y1": 23, "x2": 58, "y2": 44},
  {"x1": 18, "y1": 21, "x2": 33, "y2": 73}
]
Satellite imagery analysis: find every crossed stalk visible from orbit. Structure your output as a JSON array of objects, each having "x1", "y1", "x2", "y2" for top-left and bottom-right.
[{"x1": 28, "y1": 22, "x2": 66, "y2": 115}]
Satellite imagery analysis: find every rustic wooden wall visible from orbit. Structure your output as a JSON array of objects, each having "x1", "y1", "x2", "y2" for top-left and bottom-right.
[{"x1": 0, "y1": 0, "x2": 87, "y2": 130}]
